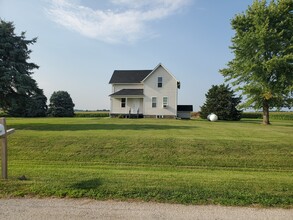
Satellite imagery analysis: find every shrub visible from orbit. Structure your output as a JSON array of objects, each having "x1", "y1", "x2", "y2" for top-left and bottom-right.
[
  {"x1": 48, "y1": 91, "x2": 75, "y2": 117},
  {"x1": 200, "y1": 84, "x2": 242, "y2": 120}
]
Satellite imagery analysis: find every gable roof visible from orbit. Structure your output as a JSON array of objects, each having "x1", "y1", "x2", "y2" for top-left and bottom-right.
[
  {"x1": 142, "y1": 63, "x2": 179, "y2": 83},
  {"x1": 109, "y1": 70, "x2": 152, "y2": 84},
  {"x1": 110, "y1": 89, "x2": 144, "y2": 96}
]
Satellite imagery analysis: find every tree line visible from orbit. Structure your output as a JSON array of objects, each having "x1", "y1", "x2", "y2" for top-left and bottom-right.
[
  {"x1": 0, "y1": 20, "x2": 74, "y2": 117},
  {"x1": 1, "y1": 0, "x2": 292, "y2": 122},
  {"x1": 202, "y1": 0, "x2": 292, "y2": 123}
]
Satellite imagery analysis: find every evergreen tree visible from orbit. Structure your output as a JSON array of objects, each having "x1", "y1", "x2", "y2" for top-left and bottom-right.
[
  {"x1": 7, "y1": 89, "x2": 47, "y2": 117},
  {"x1": 200, "y1": 84, "x2": 242, "y2": 121},
  {"x1": 220, "y1": 0, "x2": 293, "y2": 124},
  {"x1": 26, "y1": 89, "x2": 47, "y2": 117},
  {"x1": 0, "y1": 20, "x2": 41, "y2": 112},
  {"x1": 48, "y1": 91, "x2": 75, "y2": 117}
]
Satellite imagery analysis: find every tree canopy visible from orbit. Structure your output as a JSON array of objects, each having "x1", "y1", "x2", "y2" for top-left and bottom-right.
[
  {"x1": 200, "y1": 84, "x2": 242, "y2": 121},
  {"x1": 48, "y1": 91, "x2": 75, "y2": 117},
  {"x1": 220, "y1": 0, "x2": 293, "y2": 124},
  {"x1": 7, "y1": 89, "x2": 47, "y2": 117},
  {"x1": 0, "y1": 20, "x2": 42, "y2": 113}
]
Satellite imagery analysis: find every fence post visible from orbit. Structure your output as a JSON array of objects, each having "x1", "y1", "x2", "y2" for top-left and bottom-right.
[
  {"x1": 0, "y1": 117, "x2": 15, "y2": 179},
  {"x1": 1, "y1": 118, "x2": 8, "y2": 179}
]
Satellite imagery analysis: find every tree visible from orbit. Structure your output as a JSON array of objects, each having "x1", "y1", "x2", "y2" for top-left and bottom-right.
[
  {"x1": 220, "y1": 0, "x2": 293, "y2": 125},
  {"x1": 26, "y1": 90, "x2": 48, "y2": 117},
  {"x1": 48, "y1": 91, "x2": 75, "y2": 117},
  {"x1": 200, "y1": 84, "x2": 242, "y2": 121},
  {"x1": 7, "y1": 89, "x2": 47, "y2": 117},
  {"x1": 0, "y1": 20, "x2": 41, "y2": 111}
]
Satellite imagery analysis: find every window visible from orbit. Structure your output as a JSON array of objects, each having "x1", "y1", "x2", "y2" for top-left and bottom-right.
[
  {"x1": 163, "y1": 97, "x2": 168, "y2": 108},
  {"x1": 158, "y1": 77, "x2": 162, "y2": 88},
  {"x1": 152, "y1": 97, "x2": 157, "y2": 108},
  {"x1": 121, "y1": 98, "x2": 126, "y2": 108}
]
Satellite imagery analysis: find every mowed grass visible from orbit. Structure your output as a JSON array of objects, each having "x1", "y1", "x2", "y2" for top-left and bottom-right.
[{"x1": 0, "y1": 117, "x2": 292, "y2": 207}]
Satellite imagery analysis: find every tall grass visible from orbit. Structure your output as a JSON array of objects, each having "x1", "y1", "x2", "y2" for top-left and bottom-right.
[{"x1": 0, "y1": 118, "x2": 292, "y2": 207}]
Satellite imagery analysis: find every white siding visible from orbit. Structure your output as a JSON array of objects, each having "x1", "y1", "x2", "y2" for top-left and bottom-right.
[
  {"x1": 111, "y1": 97, "x2": 128, "y2": 114},
  {"x1": 143, "y1": 66, "x2": 178, "y2": 116}
]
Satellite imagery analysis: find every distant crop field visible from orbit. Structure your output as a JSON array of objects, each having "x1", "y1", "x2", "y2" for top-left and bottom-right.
[
  {"x1": 74, "y1": 111, "x2": 109, "y2": 117},
  {"x1": 0, "y1": 117, "x2": 292, "y2": 207},
  {"x1": 242, "y1": 111, "x2": 293, "y2": 120}
]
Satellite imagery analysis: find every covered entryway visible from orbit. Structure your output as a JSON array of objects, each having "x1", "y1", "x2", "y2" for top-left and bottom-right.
[
  {"x1": 128, "y1": 98, "x2": 142, "y2": 114},
  {"x1": 127, "y1": 98, "x2": 143, "y2": 118},
  {"x1": 110, "y1": 89, "x2": 144, "y2": 118}
]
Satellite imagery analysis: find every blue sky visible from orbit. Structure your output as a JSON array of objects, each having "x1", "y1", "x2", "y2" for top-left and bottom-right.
[{"x1": 0, "y1": 0, "x2": 254, "y2": 111}]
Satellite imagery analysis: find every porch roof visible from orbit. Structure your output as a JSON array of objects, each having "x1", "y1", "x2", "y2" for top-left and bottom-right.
[{"x1": 110, "y1": 89, "x2": 144, "y2": 97}]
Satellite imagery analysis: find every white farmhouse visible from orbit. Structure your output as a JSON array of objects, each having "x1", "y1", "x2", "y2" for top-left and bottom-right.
[{"x1": 109, "y1": 63, "x2": 181, "y2": 118}]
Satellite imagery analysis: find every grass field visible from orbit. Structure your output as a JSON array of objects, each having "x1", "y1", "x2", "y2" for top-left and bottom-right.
[{"x1": 0, "y1": 117, "x2": 292, "y2": 207}]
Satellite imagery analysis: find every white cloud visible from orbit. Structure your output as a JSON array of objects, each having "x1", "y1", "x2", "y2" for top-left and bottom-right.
[{"x1": 46, "y1": 0, "x2": 191, "y2": 44}]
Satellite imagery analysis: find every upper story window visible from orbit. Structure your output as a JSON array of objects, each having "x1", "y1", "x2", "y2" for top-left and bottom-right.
[
  {"x1": 152, "y1": 97, "x2": 157, "y2": 108},
  {"x1": 121, "y1": 98, "x2": 126, "y2": 108},
  {"x1": 158, "y1": 77, "x2": 163, "y2": 88}
]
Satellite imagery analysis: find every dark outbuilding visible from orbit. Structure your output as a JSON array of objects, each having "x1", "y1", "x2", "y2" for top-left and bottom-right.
[{"x1": 177, "y1": 105, "x2": 193, "y2": 119}]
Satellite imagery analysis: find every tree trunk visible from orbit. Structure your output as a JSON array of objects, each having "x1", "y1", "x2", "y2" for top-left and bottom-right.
[{"x1": 262, "y1": 100, "x2": 270, "y2": 125}]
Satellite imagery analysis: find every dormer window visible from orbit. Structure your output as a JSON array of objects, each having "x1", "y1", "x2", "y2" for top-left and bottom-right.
[{"x1": 158, "y1": 77, "x2": 162, "y2": 88}]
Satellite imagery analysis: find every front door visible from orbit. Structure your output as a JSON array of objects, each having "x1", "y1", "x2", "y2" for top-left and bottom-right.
[{"x1": 131, "y1": 99, "x2": 140, "y2": 114}]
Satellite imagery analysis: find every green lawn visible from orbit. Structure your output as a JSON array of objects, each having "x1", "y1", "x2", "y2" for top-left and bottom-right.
[{"x1": 1, "y1": 117, "x2": 292, "y2": 207}]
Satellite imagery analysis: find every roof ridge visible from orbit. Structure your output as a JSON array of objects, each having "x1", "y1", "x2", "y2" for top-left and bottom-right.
[{"x1": 114, "y1": 69, "x2": 152, "y2": 71}]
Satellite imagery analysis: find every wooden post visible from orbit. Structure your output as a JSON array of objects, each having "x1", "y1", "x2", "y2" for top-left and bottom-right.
[
  {"x1": 1, "y1": 118, "x2": 8, "y2": 179},
  {"x1": 0, "y1": 117, "x2": 15, "y2": 180}
]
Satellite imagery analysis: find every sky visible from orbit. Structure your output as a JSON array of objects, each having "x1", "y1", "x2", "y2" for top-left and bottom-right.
[{"x1": 0, "y1": 0, "x2": 255, "y2": 111}]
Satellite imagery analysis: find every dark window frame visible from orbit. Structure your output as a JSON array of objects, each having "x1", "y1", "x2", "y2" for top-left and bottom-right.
[
  {"x1": 121, "y1": 98, "x2": 126, "y2": 108},
  {"x1": 158, "y1": 77, "x2": 163, "y2": 88}
]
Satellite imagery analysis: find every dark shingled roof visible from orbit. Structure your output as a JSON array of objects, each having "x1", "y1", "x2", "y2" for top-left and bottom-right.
[
  {"x1": 109, "y1": 70, "x2": 152, "y2": 84},
  {"x1": 177, "y1": 105, "x2": 193, "y2": 111},
  {"x1": 110, "y1": 89, "x2": 144, "y2": 96}
]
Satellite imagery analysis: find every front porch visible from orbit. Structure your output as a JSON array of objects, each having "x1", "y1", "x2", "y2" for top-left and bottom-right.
[{"x1": 110, "y1": 89, "x2": 144, "y2": 117}]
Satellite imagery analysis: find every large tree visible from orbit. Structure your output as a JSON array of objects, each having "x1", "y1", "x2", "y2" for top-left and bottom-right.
[
  {"x1": 220, "y1": 0, "x2": 293, "y2": 124},
  {"x1": 0, "y1": 20, "x2": 41, "y2": 112},
  {"x1": 48, "y1": 91, "x2": 75, "y2": 117},
  {"x1": 7, "y1": 89, "x2": 47, "y2": 117},
  {"x1": 200, "y1": 84, "x2": 242, "y2": 121}
]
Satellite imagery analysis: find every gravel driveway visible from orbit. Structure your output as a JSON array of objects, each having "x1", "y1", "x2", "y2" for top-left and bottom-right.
[{"x1": 0, "y1": 198, "x2": 292, "y2": 220}]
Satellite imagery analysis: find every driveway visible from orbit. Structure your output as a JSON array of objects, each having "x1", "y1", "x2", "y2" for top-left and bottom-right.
[{"x1": 0, "y1": 198, "x2": 292, "y2": 220}]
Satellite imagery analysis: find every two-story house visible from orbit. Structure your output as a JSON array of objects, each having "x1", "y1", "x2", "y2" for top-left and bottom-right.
[{"x1": 109, "y1": 63, "x2": 181, "y2": 118}]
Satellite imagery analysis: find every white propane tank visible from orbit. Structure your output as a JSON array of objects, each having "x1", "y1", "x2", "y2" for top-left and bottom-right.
[{"x1": 209, "y1": 113, "x2": 218, "y2": 122}]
